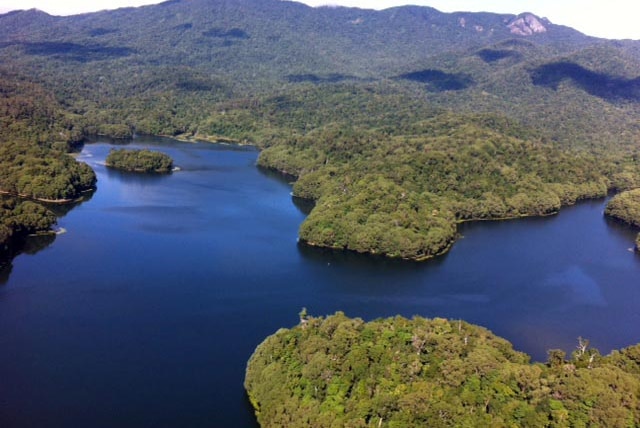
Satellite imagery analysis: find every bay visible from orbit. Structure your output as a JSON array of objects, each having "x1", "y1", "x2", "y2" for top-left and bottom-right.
[{"x1": 1, "y1": 137, "x2": 639, "y2": 427}]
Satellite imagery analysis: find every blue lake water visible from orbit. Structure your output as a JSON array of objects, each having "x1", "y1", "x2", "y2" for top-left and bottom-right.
[{"x1": 1, "y1": 137, "x2": 639, "y2": 427}]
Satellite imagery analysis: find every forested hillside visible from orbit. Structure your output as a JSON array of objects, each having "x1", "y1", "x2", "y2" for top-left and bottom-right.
[
  {"x1": 1, "y1": 0, "x2": 640, "y2": 258},
  {"x1": 246, "y1": 312, "x2": 640, "y2": 427},
  {"x1": 0, "y1": 73, "x2": 96, "y2": 251}
]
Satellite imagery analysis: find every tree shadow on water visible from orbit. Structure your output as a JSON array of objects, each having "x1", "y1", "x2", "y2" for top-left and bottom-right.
[
  {"x1": 0, "y1": 193, "x2": 94, "y2": 285},
  {"x1": 0, "y1": 233, "x2": 56, "y2": 286},
  {"x1": 296, "y1": 240, "x2": 450, "y2": 272},
  {"x1": 603, "y1": 215, "x2": 640, "y2": 251},
  {"x1": 104, "y1": 168, "x2": 173, "y2": 185}
]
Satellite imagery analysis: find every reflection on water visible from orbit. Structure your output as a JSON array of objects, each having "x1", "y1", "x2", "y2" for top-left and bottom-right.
[
  {"x1": 291, "y1": 195, "x2": 315, "y2": 216},
  {"x1": 0, "y1": 233, "x2": 56, "y2": 285},
  {"x1": 45, "y1": 190, "x2": 96, "y2": 217},
  {"x1": 544, "y1": 265, "x2": 606, "y2": 306},
  {"x1": 19, "y1": 233, "x2": 57, "y2": 256},
  {"x1": 256, "y1": 165, "x2": 297, "y2": 184},
  {"x1": 0, "y1": 260, "x2": 12, "y2": 284},
  {"x1": 0, "y1": 189, "x2": 96, "y2": 281},
  {"x1": 297, "y1": 239, "x2": 449, "y2": 271},
  {"x1": 605, "y1": 215, "x2": 640, "y2": 248},
  {"x1": 104, "y1": 167, "x2": 173, "y2": 185}
]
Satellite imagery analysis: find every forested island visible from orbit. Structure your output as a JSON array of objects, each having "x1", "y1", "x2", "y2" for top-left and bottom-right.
[
  {"x1": 605, "y1": 189, "x2": 640, "y2": 250},
  {"x1": 105, "y1": 148, "x2": 174, "y2": 173},
  {"x1": 246, "y1": 312, "x2": 640, "y2": 427}
]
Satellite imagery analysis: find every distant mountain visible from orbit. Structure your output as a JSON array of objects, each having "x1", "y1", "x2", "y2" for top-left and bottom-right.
[
  {"x1": 0, "y1": 0, "x2": 596, "y2": 84},
  {"x1": 1, "y1": 0, "x2": 639, "y2": 146}
]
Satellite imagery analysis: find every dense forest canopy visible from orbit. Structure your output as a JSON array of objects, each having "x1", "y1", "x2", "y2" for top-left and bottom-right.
[
  {"x1": 253, "y1": 94, "x2": 622, "y2": 259},
  {"x1": 605, "y1": 189, "x2": 640, "y2": 228},
  {"x1": 246, "y1": 312, "x2": 640, "y2": 427},
  {"x1": 0, "y1": 198, "x2": 57, "y2": 250},
  {"x1": 0, "y1": 73, "x2": 96, "y2": 249},
  {"x1": 605, "y1": 189, "x2": 640, "y2": 250},
  {"x1": 3, "y1": 0, "x2": 640, "y2": 258}
]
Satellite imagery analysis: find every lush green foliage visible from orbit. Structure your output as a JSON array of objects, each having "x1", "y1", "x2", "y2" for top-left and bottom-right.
[
  {"x1": 106, "y1": 148, "x2": 174, "y2": 173},
  {"x1": 249, "y1": 88, "x2": 626, "y2": 259},
  {"x1": 605, "y1": 189, "x2": 640, "y2": 250},
  {"x1": 0, "y1": 198, "x2": 57, "y2": 249},
  {"x1": 0, "y1": 70, "x2": 95, "y2": 248},
  {"x1": 605, "y1": 189, "x2": 640, "y2": 228},
  {"x1": 2, "y1": 0, "x2": 640, "y2": 259},
  {"x1": 0, "y1": 70, "x2": 84, "y2": 145},
  {"x1": 2, "y1": 0, "x2": 639, "y2": 148},
  {"x1": 246, "y1": 312, "x2": 640, "y2": 427},
  {"x1": 0, "y1": 142, "x2": 96, "y2": 201}
]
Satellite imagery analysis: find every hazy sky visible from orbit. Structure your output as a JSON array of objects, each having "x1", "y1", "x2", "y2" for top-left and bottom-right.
[{"x1": 0, "y1": 0, "x2": 638, "y2": 40}]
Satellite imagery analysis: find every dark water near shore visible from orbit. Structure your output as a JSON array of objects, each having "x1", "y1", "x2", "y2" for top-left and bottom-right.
[{"x1": 1, "y1": 137, "x2": 639, "y2": 427}]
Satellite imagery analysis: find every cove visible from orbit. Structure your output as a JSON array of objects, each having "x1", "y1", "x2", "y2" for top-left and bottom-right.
[{"x1": 1, "y1": 137, "x2": 639, "y2": 427}]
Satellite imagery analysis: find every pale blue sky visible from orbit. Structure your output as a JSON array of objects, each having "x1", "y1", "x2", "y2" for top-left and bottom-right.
[{"x1": 0, "y1": 0, "x2": 638, "y2": 40}]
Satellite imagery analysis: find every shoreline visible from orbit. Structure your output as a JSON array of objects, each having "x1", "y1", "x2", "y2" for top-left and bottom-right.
[
  {"x1": 104, "y1": 162, "x2": 173, "y2": 174},
  {"x1": 86, "y1": 134, "x2": 629, "y2": 260},
  {"x1": 0, "y1": 189, "x2": 92, "y2": 205},
  {"x1": 299, "y1": 234, "x2": 455, "y2": 263},
  {"x1": 264, "y1": 165, "x2": 616, "y2": 262},
  {"x1": 168, "y1": 132, "x2": 253, "y2": 146}
]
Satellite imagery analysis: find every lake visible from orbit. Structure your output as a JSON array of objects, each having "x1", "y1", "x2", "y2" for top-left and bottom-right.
[{"x1": 1, "y1": 137, "x2": 639, "y2": 427}]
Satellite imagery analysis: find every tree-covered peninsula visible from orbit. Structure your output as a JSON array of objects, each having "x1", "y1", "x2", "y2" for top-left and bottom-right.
[
  {"x1": 605, "y1": 189, "x2": 640, "y2": 250},
  {"x1": 0, "y1": 142, "x2": 96, "y2": 202},
  {"x1": 0, "y1": 73, "x2": 96, "y2": 249},
  {"x1": 246, "y1": 312, "x2": 640, "y2": 428},
  {"x1": 605, "y1": 189, "x2": 640, "y2": 227},
  {"x1": 250, "y1": 88, "x2": 626, "y2": 260},
  {"x1": 0, "y1": 198, "x2": 57, "y2": 251},
  {"x1": 105, "y1": 148, "x2": 174, "y2": 173}
]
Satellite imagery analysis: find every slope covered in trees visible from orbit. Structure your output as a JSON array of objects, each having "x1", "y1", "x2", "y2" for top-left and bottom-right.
[
  {"x1": 245, "y1": 86, "x2": 633, "y2": 259},
  {"x1": 1, "y1": 0, "x2": 640, "y2": 258},
  {"x1": 0, "y1": 72, "x2": 96, "y2": 249},
  {"x1": 0, "y1": 142, "x2": 96, "y2": 202},
  {"x1": 1, "y1": 0, "x2": 639, "y2": 149},
  {"x1": 246, "y1": 312, "x2": 640, "y2": 428}
]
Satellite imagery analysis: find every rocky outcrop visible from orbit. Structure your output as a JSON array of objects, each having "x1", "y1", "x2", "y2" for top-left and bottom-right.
[{"x1": 508, "y1": 13, "x2": 548, "y2": 36}]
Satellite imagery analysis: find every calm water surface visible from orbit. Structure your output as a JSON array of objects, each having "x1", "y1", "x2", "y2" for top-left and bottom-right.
[{"x1": 1, "y1": 137, "x2": 639, "y2": 427}]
